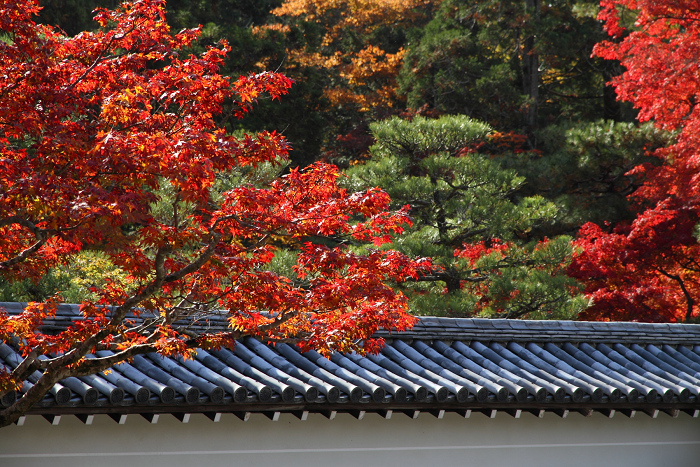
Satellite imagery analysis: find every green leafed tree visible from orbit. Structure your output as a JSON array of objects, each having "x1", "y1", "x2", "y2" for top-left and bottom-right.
[
  {"x1": 344, "y1": 115, "x2": 587, "y2": 318},
  {"x1": 492, "y1": 120, "x2": 673, "y2": 236},
  {"x1": 398, "y1": 0, "x2": 616, "y2": 133}
]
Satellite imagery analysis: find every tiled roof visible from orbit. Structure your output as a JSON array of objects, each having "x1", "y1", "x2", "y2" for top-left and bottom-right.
[{"x1": 2, "y1": 302, "x2": 700, "y2": 424}]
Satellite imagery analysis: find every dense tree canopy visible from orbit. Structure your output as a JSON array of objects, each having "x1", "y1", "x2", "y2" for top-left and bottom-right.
[
  {"x1": 270, "y1": 0, "x2": 434, "y2": 112},
  {"x1": 495, "y1": 120, "x2": 671, "y2": 236},
  {"x1": 262, "y1": 0, "x2": 439, "y2": 163},
  {"x1": 35, "y1": 0, "x2": 642, "y2": 162},
  {"x1": 569, "y1": 0, "x2": 700, "y2": 322},
  {"x1": 0, "y1": 0, "x2": 427, "y2": 427},
  {"x1": 398, "y1": 0, "x2": 613, "y2": 132}
]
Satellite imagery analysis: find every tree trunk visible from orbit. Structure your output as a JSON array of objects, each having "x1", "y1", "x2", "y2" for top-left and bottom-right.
[{"x1": 522, "y1": 0, "x2": 540, "y2": 129}]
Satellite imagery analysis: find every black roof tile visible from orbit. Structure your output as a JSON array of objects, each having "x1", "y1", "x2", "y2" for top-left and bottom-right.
[{"x1": 2, "y1": 303, "x2": 700, "y2": 420}]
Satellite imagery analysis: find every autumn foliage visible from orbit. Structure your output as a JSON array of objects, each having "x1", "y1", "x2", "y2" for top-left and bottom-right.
[
  {"x1": 570, "y1": 0, "x2": 700, "y2": 322},
  {"x1": 0, "y1": 0, "x2": 427, "y2": 426},
  {"x1": 267, "y1": 0, "x2": 435, "y2": 112}
]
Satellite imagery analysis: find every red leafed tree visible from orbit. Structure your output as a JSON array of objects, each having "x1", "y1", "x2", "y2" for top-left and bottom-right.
[
  {"x1": 0, "y1": 0, "x2": 426, "y2": 427},
  {"x1": 569, "y1": 0, "x2": 700, "y2": 322}
]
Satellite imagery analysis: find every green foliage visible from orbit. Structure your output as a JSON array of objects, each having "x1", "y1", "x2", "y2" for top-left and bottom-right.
[
  {"x1": 0, "y1": 251, "x2": 128, "y2": 303},
  {"x1": 466, "y1": 237, "x2": 589, "y2": 319},
  {"x1": 345, "y1": 114, "x2": 585, "y2": 318},
  {"x1": 398, "y1": 0, "x2": 613, "y2": 131},
  {"x1": 398, "y1": 10, "x2": 524, "y2": 129},
  {"x1": 369, "y1": 115, "x2": 492, "y2": 159},
  {"x1": 0, "y1": 269, "x2": 68, "y2": 303},
  {"x1": 495, "y1": 120, "x2": 673, "y2": 235},
  {"x1": 165, "y1": 0, "x2": 281, "y2": 30}
]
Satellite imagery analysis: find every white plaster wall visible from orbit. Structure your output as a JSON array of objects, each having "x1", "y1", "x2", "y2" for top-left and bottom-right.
[{"x1": 1, "y1": 411, "x2": 699, "y2": 467}]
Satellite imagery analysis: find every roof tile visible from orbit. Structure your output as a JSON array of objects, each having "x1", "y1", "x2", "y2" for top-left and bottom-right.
[{"x1": 3, "y1": 304, "x2": 700, "y2": 418}]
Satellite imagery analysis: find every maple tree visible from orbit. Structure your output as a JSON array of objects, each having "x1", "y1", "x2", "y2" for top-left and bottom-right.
[
  {"x1": 569, "y1": 0, "x2": 700, "y2": 322},
  {"x1": 0, "y1": 0, "x2": 427, "y2": 427},
  {"x1": 35, "y1": 0, "x2": 329, "y2": 168}
]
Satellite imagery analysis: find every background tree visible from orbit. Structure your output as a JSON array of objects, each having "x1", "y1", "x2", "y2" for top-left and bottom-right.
[
  {"x1": 494, "y1": 120, "x2": 671, "y2": 236},
  {"x1": 398, "y1": 0, "x2": 613, "y2": 134},
  {"x1": 344, "y1": 115, "x2": 587, "y2": 318},
  {"x1": 36, "y1": 0, "x2": 119, "y2": 35},
  {"x1": 266, "y1": 0, "x2": 438, "y2": 162},
  {"x1": 0, "y1": 0, "x2": 427, "y2": 427},
  {"x1": 270, "y1": 0, "x2": 434, "y2": 112},
  {"x1": 38, "y1": 0, "x2": 643, "y2": 168},
  {"x1": 569, "y1": 0, "x2": 700, "y2": 322}
]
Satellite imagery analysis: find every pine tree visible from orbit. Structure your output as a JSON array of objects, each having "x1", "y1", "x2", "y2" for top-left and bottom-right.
[{"x1": 345, "y1": 115, "x2": 587, "y2": 318}]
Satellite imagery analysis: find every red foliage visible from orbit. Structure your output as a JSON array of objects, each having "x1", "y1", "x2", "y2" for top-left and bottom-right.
[
  {"x1": 571, "y1": 0, "x2": 700, "y2": 322},
  {"x1": 0, "y1": 0, "x2": 427, "y2": 425},
  {"x1": 455, "y1": 239, "x2": 511, "y2": 267}
]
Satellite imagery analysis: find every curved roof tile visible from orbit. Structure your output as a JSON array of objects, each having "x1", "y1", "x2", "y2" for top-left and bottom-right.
[{"x1": 1, "y1": 303, "x2": 700, "y2": 422}]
